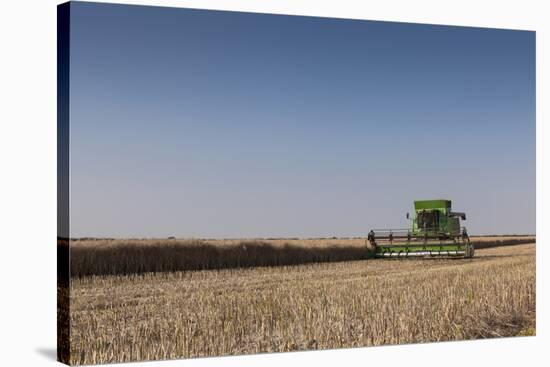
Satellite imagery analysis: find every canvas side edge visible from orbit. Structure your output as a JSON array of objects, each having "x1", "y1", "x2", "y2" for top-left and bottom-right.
[{"x1": 57, "y1": 2, "x2": 71, "y2": 365}]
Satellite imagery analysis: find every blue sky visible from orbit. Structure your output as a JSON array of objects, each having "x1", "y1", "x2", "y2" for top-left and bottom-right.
[{"x1": 68, "y1": 2, "x2": 535, "y2": 238}]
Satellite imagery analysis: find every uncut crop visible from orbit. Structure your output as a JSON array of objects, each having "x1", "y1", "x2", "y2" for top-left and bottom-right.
[
  {"x1": 69, "y1": 243, "x2": 536, "y2": 365},
  {"x1": 68, "y1": 236, "x2": 534, "y2": 277}
]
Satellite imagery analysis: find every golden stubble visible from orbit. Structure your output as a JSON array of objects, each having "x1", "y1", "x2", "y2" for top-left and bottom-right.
[{"x1": 69, "y1": 243, "x2": 536, "y2": 365}]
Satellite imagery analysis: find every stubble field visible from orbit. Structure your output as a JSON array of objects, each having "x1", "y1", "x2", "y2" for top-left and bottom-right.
[{"x1": 67, "y1": 239, "x2": 536, "y2": 365}]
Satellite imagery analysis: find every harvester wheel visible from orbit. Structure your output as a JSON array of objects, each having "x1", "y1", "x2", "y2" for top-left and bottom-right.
[{"x1": 465, "y1": 244, "x2": 475, "y2": 258}]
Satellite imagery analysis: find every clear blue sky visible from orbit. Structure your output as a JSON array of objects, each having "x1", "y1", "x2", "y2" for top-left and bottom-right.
[{"x1": 68, "y1": 2, "x2": 535, "y2": 238}]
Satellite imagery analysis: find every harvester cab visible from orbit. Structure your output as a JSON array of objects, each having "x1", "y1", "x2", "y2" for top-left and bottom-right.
[{"x1": 367, "y1": 200, "x2": 474, "y2": 258}]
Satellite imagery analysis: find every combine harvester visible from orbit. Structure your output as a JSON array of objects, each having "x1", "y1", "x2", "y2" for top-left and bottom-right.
[{"x1": 367, "y1": 199, "x2": 474, "y2": 258}]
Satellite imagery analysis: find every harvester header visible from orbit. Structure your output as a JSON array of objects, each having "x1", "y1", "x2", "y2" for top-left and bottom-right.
[{"x1": 367, "y1": 199, "x2": 474, "y2": 258}]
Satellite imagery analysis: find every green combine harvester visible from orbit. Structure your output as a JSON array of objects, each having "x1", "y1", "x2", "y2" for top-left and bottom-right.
[{"x1": 367, "y1": 199, "x2": 474, "y2": 258}]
